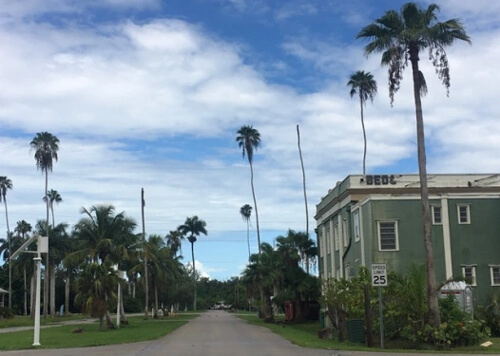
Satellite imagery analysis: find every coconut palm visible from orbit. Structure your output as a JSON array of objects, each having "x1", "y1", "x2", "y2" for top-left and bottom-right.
[
  {"x1": 357, "y1": 2, "x2": 471, "y2": 327},
  {"x1": 239, "y1": 204, "x2": 252, "y2": 259},
  {"x1": 74, "y1": 261, "x2": 117, "y2": 330},
  {"x1": 236, "y1": 126, "x2": 262, "y2": 255},
  {"x1": 69, "y1": 205, "x2": 137, "y2": 327},
  {"x1": 178, "y1": 216, "x2": 207, "y2": 311},
  {"x1": 30, "y1": 131, "x2": 59, "y2": 318},
  {"x1": 0, "y1": 176, "x2": 13, "y2": 308},
  {"x1": 347, "y1": 71, "x2": 377, "y2": 175},
  {"x1": 43, "y1": 189, "x2": 62, "y2": 227}
]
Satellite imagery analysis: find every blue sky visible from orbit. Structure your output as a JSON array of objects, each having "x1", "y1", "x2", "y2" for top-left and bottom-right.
[{"x1": 1, "y1": 0, "x2": 499, "y2": 280}]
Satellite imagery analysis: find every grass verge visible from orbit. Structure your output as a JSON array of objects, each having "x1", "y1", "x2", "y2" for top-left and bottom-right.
[
  {"x1": 0, "y1": 314, "x2": 199, "y2": 350},
  {"x1": 237, "y1": 314, "x2": 500, "y2": 354}
]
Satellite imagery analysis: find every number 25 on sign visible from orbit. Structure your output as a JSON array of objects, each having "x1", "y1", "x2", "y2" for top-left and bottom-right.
[{"x1": 371, "y1": 263, "x2": 388, "y2": 287}]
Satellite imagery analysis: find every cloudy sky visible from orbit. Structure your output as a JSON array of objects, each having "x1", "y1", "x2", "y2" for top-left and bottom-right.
[{"x1": 0, "y1": 0, "x2": 498, "y2": 280}]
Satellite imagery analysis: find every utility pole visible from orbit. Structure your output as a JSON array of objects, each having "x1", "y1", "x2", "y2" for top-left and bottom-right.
[{"x1": 142, "y1": 188, "x2": 148, "y2": 319}]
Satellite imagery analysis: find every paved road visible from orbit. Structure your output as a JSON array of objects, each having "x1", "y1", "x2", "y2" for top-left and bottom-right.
[{"x1": 0, "y1": 311, "x2": 497, "y2": 356}]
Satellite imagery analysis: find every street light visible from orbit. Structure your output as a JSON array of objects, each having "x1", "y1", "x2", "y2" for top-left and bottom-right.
[{"x1": 10, "y1": 234, "x2": 47, "y2": 347}]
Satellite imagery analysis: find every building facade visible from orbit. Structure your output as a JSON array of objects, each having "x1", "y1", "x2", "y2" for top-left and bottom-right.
[{"x1": 315, "y1": 174, "x2": 500, "y2": 306}]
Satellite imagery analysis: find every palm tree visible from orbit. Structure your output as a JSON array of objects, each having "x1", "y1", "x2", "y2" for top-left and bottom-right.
[
  {"x1": 236, "y1": 126, "x2": 262, "y2": 255},
  {"x1": 0, "y1": 176, "x2": 13, "y2": 308},
  {"x1": 347, "y1": 71, "x2": 377, "y2": 175},
  {"x1": 14, "y1": 220, "x2": 32, "y2": 315},
  {"x1": 43, "y1": 189, "x2": 62, "y2": 227},
  {"x1": 69, "y1": 205, "x2": 137, "y2": 327},
  {"x1": 166, "y1": 230, "x2": 184, "y2": 257},
  {"x1": 239, "y1": 204, "x2": 252, "y2": 259},
  {"x1": 74, "y1": 261, "x2": 117, "y2": 330},
  {"x1": 30, "y1": 131, "x2": 59, "y2": 318},
  {"x1": 357, "y1": 2, "x2": 470, "y2": 327},
  {"x1": 178, "y1": 216, "x2": 207, "y2": 311}
]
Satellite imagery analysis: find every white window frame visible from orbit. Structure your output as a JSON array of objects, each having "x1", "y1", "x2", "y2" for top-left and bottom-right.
[
  {"x1": 344, "y1": 263, "x2": 351, "y2": 281},
  {"x1": 462, "y1": 265, "x2": 477, "y2": 286},
  {"x1": 457, "y1": 204, "x2": 471, "y2": 224},
  {"x1": 432, "y1": 205, "x2": 442, "y2": 225},
  {"x1": 353, "y1": 211, "x2": 360, "y2": 242},
  {"x1": 490, "y1": 265, "x2": 500, "y2": 286},
  {"x1": 377, "y1": 220, "x2": 399, "y2": 251}
]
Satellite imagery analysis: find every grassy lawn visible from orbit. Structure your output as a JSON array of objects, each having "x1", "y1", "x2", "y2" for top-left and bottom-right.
[
  {"x1": 237, "y1": 314, "x2": 500, "y2": 354},
  {"x1": 0, "y1": 314, "x2": 199, "y2": 350},
  {"x1": 0, "y1": 314, "x2": 88, "y2": 328}
]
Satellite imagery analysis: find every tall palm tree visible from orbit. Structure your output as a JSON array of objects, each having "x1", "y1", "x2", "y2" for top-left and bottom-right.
[
  {"x1": 347, "y1": 71, "x2": 377, "y2": 175},
  {"x1": 30, "y1": 131, "x2": 59, "y2": 318},
  {"x1": 236, "y1": 126, "x2": 262, "y2": 255},
  {"x1": 178, "y1": 215, "x2": 207, "y2": 311},
  {"x1": 357, "y1": 2, "x2": 470, "y2": 327},
  {"x1": 0, "y1": 176, "x2": 13, "y2": 308},
  {"x1": 43, "y1": 189, "x2": 62, "y2": 227},
  {"x1": 239, "y1": 204, "x2": 252, "y2": 259}
]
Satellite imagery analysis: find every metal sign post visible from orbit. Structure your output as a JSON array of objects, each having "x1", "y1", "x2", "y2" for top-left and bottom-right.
[{"x1": 371, "y1": 264, "x2": 388, "y2": 349}]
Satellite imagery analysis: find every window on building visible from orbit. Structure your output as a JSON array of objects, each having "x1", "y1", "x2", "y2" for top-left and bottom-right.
[
  {"x1": 343, "y1": 218, "x2": 349, "y2": 247},
  {"x1": 462, "y1": 265, "x2": 476, "y2": 286},
  {"x1": 457, "y1": 205, "x2": 471, "y2": 224},
  {"x1": 490, "y1": 266, "x2": 500, "y2": 286},
  {"x1": 378, "y1": 221, "x2": 398, "y2": 251},
  {"x1": 325, "y1": 228, "x2": 330, "y2": 254},
  {"x1": 353, "y1": 211, "x2": 360, "y2": 242},
  {"x1": 334, "y1": 224, "x2": 339, "y2": 251},
  {"x1": 432, "y1": 206, "x2": 442, "y2": 225}
]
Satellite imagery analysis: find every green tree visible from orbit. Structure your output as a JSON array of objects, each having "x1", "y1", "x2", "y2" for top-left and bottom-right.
[
  {"x1": 239, "y1": 204, "x2": 252, "y2": 259},
  {"x1": 43, "y1": 189, "x2": 62, "y2": 227},
  {"x1": 347, "y1": 71, "x2": 377, "y2": 175},
  {"x1": 70, "y1": 205, "x2": 137, "y2": 327},
  {"x1": 14, "y1": 220, "x2": 32, "y2": 316},
  {"x1": 236, "y1": 126, "x2": 262, "y2": 255},
  {"x1": 165, "y1": 230, "x2": 184, "y2": 257},
  {"x1": 74, "y1": 262, "x2": 117, "y2": 330},
  {"x1": 30, "y1": 131, "x2": 59, "y2": 318},
  {"x1": 357, "y1": 2, "x2": 470, "y2": 327},
  {"x1": 0, "y1": 176, "x2": 13, "y2": 308},
  {"x1": 178, "y1": 215, "x2": 207, "y2": 311}
]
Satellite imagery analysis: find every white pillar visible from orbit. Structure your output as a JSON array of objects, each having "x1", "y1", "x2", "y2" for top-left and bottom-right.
[
  {"x1": 441, "y1": 197, "x2": 453, "y2": 279},
  {"x1": 33, "y1": 255, "x2": 42, "y2": 347}
]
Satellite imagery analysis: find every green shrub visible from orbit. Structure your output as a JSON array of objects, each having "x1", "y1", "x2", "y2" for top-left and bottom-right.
[
  {"x1": 123, "y1": 296, "x2": 142, "y2": 313},
  {"x1": 0, "y1": 306, "x2": 15, "y2": 319}
]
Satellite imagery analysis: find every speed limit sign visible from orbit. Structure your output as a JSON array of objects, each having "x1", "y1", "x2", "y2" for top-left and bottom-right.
[{"x1": 371, "y1": 263, "x2": 388, "y2": 287}]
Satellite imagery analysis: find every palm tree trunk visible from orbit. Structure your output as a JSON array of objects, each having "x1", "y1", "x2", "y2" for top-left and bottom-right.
[
  {"x1": 51, "y1": 206, "x2": 55, "y2": 228},
  {"x1": 120, "y1": 287, "x2": 127, "y2": 323},
  {"x1": 24, "y1": 267, "x2": 28, "y2": 315},
  {"x1": 154, "y1": 282, "x2": 159, "y2": 318},
  {"x1": 141, "y1": 188, "x2": 148, "y2": 319},
  {"x1": 249, "y1": 161, "x2": 261, "y2": 255},
  {"x1": 4, "y1": 199, "x2": 11, "y2": 309},
  {"x1": 246, "y1": 220, "x2": 250, "y2": 259},
  {"x1": 360, "y1": 96, "x2": 367, "y2": 176},
  {"x1": 410, "y1": 50, "x2": 440, "y2": 327},
  {"x1": 65, "y1": 269, "x2": 70, "y2": 316},
  {"x1": 43, "y1": 170, "x2": 49, "y2": 318},
  {"x1": 297, "y1": 128, "x2": 308, "y2": 225},
  {"x1": 191, "y1": 241, "x2": 197, "y2": 311},
  {"x1": 50, "y1": 263, "x2": 56, "y2": 317}
]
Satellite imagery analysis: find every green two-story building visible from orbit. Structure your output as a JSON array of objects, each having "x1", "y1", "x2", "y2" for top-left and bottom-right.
[{"x1": 315, "y1": 174, "x2": 500, "y2": 306}]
